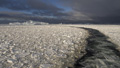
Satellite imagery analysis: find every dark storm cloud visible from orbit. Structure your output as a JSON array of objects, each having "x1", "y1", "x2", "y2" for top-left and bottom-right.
[
  {"x1": 0, "y1": 11, "x2": 33, "y2": 20},
  {"x1": 0, "y1": 0, "x2": 72, "y2": 24},
  {"x1": 61, "y1": 0, "x2": 120, "y2": 17},
  {"x1": 0, "y1": 11, "x2": 71, "y2": 24},
  {"x1": 0, "y1": 0, "x2": 29, "y2": 10},
  {"x1": 27, "y1": 0, "x2": 63, "y2": 11},
  {"x1": 0, "y1": 0, "x2": 95, "y2": 21},
  {"x1": 0, "y1": 0, "x2": 120, "y2": 24},
  {"x1": 0, "y1": 0, "x2": 63, "y2": 15},
  {"x1": 59, "y1": 0, "x2": 120, "y2": 24},
  {"x1": 32, "y1": 10, "x2": 69, "y2": 17}
]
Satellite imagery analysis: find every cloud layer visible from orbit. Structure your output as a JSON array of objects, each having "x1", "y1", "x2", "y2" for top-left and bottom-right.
[
  {"x1": 0, "y1": 0, "x2": 120, "y2": 24},
  {"x1": 61, "y1": 0, "x2": 120, "y2": 16},
  {"x1": 0, "y1": 0, "x2": 65, "y2": 16}
]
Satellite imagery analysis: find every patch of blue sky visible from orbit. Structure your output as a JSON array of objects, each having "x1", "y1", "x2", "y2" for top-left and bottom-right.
[
  {"x1": 0, "y1": 7, "x2": 32, "y2": 14},
  {"x1": 0, "y1": 7, "x2": 12, "y2": 12}
]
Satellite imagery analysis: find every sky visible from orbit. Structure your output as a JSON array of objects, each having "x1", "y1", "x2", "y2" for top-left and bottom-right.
[{"x1": 0, "y1": 0, "x2": 120, "y2": 24}]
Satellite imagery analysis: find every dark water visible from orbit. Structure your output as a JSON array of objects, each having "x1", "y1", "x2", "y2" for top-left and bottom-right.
[{"x1": 74, "y1": 27, "x2": 120, "y2": 68}]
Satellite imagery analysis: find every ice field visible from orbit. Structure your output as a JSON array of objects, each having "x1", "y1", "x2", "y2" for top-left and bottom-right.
[{"x1": 0, "y1": 25, "x2": 120, "y2": 68}]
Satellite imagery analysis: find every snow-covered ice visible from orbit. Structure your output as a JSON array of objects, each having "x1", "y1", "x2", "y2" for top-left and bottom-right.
[{"x1": 0, "y1": 25, "x2": 88, "y2": 68}]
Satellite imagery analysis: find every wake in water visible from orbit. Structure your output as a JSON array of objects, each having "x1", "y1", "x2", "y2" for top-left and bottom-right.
[{"x1": 74, "y1": 27, "x2": 120, "y2": 68}]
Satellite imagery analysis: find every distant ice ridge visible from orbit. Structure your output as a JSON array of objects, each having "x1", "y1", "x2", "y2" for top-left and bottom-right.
[{"x1": 9, "y1": 20, "x2": 49, "y2": 25}]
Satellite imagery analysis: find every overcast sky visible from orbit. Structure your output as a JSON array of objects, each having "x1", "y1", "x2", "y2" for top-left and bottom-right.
[{"x1": 0, "y1": 0, "x2": 120, "y2": 24}]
